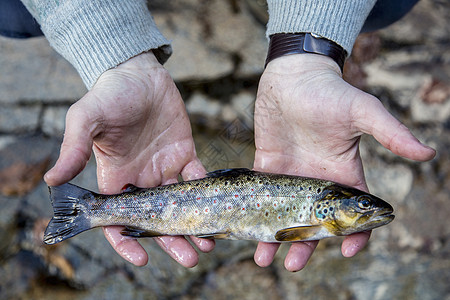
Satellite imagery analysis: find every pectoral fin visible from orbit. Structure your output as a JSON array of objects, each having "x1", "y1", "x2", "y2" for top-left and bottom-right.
[
  {"x1": 121, "y1": 184, "x2": 143, "y2": 193},
  {"x1": 195, "y1": 232, "x2": 230, "y2": 239},
  {"x1": 120, "y1": 227, "x2": 164, "y2": 238},
  {"x1": 275, "y1": 225, "x2": 322, "y2": 242}
]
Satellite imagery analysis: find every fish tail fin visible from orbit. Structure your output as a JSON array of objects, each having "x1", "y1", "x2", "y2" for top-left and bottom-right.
[{"x1": 43, "y1": 183, "x2": 94, "y2": 245}]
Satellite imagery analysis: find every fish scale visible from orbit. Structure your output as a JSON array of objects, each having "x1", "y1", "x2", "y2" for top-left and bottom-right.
[
  {"x1": 88, "y1": 173, "x2": 320, "y2": 240},
  {"x1": 43, "y1": 168, "x2": 394, "y2": 245}
]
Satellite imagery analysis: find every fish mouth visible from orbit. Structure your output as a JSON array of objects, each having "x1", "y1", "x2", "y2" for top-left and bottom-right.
[
  {"x1": 360, "y1": 208, "x2": 395, "y2": 230},
  {"x1": 371, "y1": 212, "x2": 395, "y2": 224}
]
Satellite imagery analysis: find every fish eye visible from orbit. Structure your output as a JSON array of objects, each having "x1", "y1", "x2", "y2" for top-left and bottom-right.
[{"x1": 357, "y1": 196, "x2": 372, "y2": 209}]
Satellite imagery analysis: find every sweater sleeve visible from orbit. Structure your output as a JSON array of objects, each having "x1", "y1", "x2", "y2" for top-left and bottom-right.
[
  {"x1": 20, "y1": 0, "x2": 171, "y2": 89},
  {"x1": 266, "y1": 0, "x2": 377, "y2": 55}
]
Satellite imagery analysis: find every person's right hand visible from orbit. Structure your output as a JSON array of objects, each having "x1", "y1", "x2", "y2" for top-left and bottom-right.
[{"x1": 44, "y1": 51, "x2": 215, "y2": 267}]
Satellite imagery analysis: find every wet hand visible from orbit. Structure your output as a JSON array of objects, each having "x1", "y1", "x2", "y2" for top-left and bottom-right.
[
  {"x1": 253, "y1": 54, "x2": 435, "y2": 271},
  {"x1": 44, "y1": 52, "x2": 215, "y2": 267}
]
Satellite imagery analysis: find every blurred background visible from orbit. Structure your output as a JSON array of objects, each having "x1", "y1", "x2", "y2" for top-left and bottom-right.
[{"x1": 0, "y1": 0, "x2": 449, "y2": 299}]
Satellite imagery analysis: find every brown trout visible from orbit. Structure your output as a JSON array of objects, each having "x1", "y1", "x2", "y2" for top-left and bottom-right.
[{"x1": 43, "y1": 168, "x2": 394, "y2": 245}]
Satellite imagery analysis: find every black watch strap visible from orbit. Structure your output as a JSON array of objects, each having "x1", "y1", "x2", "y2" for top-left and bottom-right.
[{"x1": 265, "y1": 33, "x2": 347, "y2": 72}]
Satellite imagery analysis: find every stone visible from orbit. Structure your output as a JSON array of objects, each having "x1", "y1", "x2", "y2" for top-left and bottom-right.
[
  {"x1": 364, "y1": 52, "x2": 432, "y2": 109},
  {"x1": 152, "y1": 0, "x2": 233, "y2": 81},
  {"x1": 192, "y1": 260, "x2": 281, "y2": 300},
  {"x1": 0, "y1": 36, "x2": 86, "y2": 104},
  {"x1": 0, "y1": 251, "x2": 46, "y2": 300},
  {"x1": 411, "y1": 79, "x2": 450, "y2": 123},
  {"x1": 0, "y1": 104, "x2": 41, "y2": 133},
  {"x1": 393, "y1": 181, "x2": 450, "y2": 251},
  {"x1": 63, "y1": 231, "x2": 124, "y2": 288},
  {"x1": 364, "y1": 161, "x2": 414, "y2": 204},
  {"x1": 419, "y1": 78, "x2": 450, "y2": 104},
  {"x1": 152, "y1": 0, "x2": 266, "y2": 81},
  {"x1": 42, "y1": 106, "x2": 69, "y2": 137},
  {"x1": 0, "y1": 193, "x2": 21, "y2": 257},
  {"x1": 0, "y1": 135, "x2": 15, "y2": 150},
  {"x1": 230, "y1": 91, "x2": 255, "y2": 129},
  {"x1": 202, "y1": 0, "x2": 267, "y2": 77},
  {"x1": 377, "y1": 0, "x2": 450, "y2": 46},
  {"x1": 131, "y1": 239, "x2": 209, "y2": 298},
  {"x1": 73, "y1": 271, "x2": 152, "y2": 300},
  {"x1": 0, "y1": 135, "x2": 55, "y2": 197},
  {"x1": 276, "y1": 245, "x2": 450, "y2": 300},
  {"x1": 0, "y1": 158, "x2": 50, "y2": 197},
  {"x1": 186, "y1": 92, "x2": 222, "y2": 118}
]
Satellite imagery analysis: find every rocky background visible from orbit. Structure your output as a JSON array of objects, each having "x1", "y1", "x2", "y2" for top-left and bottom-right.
[{"x1": 0, "y1": 0, "x2": 449, "y2": 299}]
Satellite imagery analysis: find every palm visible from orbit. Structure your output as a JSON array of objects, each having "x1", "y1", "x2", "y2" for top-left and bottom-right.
[
  {"x1": 45, "y1": 52, "x2": 213, "y2": 267},
  {"x1": 89, "y1": 62, "x2": 199, "y2": 189},
  {"x1": 253, "y1": 54, "x2": 435, "y2": 271},
  {"x1": 254, "y1": 69, "x2": 366, "y2": 188}
]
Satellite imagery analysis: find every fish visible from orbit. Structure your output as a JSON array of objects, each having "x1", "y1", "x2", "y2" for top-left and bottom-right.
[{"x1": 43, "y1": 168, "x2": 394, "y2": 245}]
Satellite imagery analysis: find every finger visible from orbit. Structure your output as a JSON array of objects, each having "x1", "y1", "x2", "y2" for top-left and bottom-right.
[
  {"x1": 353, "y1": 97, "x2": 436, "y2": 161},
  {"x1": 103, "y1": 226, "x2": 148, "y2": 266},
  {"x1": 254, "y1": 242, "x2": 280, "y2": 267},
  {"x1": 189, "y1": 236, "x2": 216, "y2": 253},
  {"x1": 284, "y1": 241, "x2": 318, "y2": 272},
  {"x1": 44, "y1": 108, "x2": 93, "y2": 186},
  {"x1": 181, "y1": 157, "x2": 207, "y2": 181},
  {"x1": 341, "y1": 231, "x2": 371, "y2": 257},
  {"x1": 154, "y1": 236, "x2": 199, "y2": 268}
]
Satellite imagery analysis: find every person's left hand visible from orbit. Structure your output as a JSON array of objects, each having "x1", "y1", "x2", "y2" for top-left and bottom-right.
[
  {"x1": 44, "y1": 51, "x2": 215, "y2": 267},
  {"x1": 253, "y1": 54, "x2": 435, "y2": 271}
]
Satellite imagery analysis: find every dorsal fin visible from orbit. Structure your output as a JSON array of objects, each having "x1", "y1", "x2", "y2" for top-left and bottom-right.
[{"x1": 206, "y1": 168, "x2": 252, "y2": 178}]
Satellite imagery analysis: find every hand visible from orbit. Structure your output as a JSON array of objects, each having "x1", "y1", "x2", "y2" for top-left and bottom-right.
[
  {"x1": 44, "y1": 52, "x2": 215, "y2": 267},
  {"x1": 253, "y1": 54, "x2": 435, "y2": 271}
]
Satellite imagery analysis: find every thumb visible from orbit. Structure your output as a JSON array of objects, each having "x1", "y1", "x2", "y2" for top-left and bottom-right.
[
  {"x1": 44, "y1": 105, "x2": 94, "y2": 186},
  {"x1": 353, "y1": 97, "x2": 436, "y2": 162}
]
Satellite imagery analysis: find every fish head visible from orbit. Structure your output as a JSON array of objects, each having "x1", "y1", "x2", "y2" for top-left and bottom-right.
[{"x1": 312, "y1": 184, "x2": 395, "y2": 236}]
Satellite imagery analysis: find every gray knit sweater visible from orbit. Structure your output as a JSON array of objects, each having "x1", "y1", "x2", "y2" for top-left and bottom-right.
[
  {"x1": 21, "y1": 0, "x2": 376, "y2": 89},
  {"x1": 21, "y1": 0, "x2": 171, "y2": 89},
  {"x1": 267, "y1": 0, "x2": 377, "y2": 53}
]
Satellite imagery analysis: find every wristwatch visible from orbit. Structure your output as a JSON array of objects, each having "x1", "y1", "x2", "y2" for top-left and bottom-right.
[{"x1": 265, "y1": 33, "x2": 347, "y2": 72}]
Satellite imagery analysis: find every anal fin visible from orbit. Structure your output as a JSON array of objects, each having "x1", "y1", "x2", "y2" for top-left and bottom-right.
[
  {"x1": 195, "y1": 232, "x2": 230, "y2": 239},
  {"x1": 275, "y1": 225, "x2": 321, "y2": 242},
  {"x1": 120, "y1": 227, "x2": 164, "y2": 238}
]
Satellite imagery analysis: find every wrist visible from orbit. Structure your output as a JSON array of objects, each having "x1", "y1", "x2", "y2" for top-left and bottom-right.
[
  {"x1": 95, "y1": 51, "x2": 168, "y2": 90},
  {"x1": 264, "y1": 53, "x2": 342, "y2": 76},
  {"x1": 118, "y1": 51, "x2": 162, "y2": 70}
]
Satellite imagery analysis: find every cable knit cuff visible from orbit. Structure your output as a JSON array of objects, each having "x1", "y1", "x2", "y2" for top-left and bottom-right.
[
  {"x1": 266, "y1": 0, "x2": 377, "y2": 56},
  {"x1": 24, "y1": 0, "x2": 171, "y2": 89}
]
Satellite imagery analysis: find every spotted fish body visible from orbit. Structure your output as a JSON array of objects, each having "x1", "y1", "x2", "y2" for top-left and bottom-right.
[{"x1": 43, "y1": 168, "x2": 394, "y2": 245}]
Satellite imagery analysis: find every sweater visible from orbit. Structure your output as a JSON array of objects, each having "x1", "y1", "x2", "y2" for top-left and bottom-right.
[
  {"x1": 21, "y1": 0, "x2": 376, "y2": 89},
  {"x1": 20, "y1": 0, "x2": 171, "y2": 89},
  {"x1": 266, "y1": 0, "x2": 377, "y2": 55}
]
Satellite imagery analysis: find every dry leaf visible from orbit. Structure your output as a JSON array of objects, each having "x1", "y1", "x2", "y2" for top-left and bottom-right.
[
  {"x1": 0, "y1": 157, "x2": 50, "y2": 196},
  {"x1": 420, "y1": 78, "x2": 450, "y2": 104}
]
